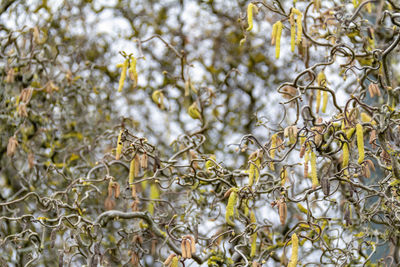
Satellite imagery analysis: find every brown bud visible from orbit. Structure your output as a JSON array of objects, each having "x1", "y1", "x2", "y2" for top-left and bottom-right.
[
  {"x1": 344, "y1": 207, "x2": 352, "y2": 226},
  {"x1": 362, "y1": 163, "x2": 371, "y2": 178},
  {"x1": 320, "y1": 175, "x2": 330, "y2": 196},
  {"x1": 130, "y1": 251, "x2": 139, "y2": 266},
  {"x1": 5, "y1": 68, "x2": 15, "y2": 83},
  {"x1": 114, "y1": 182, "x2": 120, "y2": 198},
  {"x1": 131, "y1": 199, "x2": 139, "y2": 212},
  {"x1": 163, "y1": 253, "x2": 176, "y2": 266},
  {"x1": 278, "y1": 199, "x2": 287, "y2": 225},
  {"x1": 18, "y1": 103, "x2": 28, "y2": 117},
  {"x1": 280, "y1": 85, "x2": 297, "y2": 99},
  {"x1": 365, "y1": 159, "x2": 375, "y2": 172},
  {"x1": 368, "y1": 83, "x2": 381, "y2": 97},
  {"x1": 186, "y1": 235, "x2": 196, "y2": 253},
  {"x1": 181, "y1": 239, "x2": 187, "y2": 258},
  {"x1": 107, "y1": 181, "x2": 113, "y2": 198},
  {"x1": 304, "y1": 162, "x2": 309, "y2": 178},
  {"x1": 104, "y1": 196, "x2": 115, "y2": 210},
  {"x1": 20, "y1": 88, "x2": 33, "y2": 103},
  {"x1": 276, "y1": 135, "x2": 284, "y2": 152},
  {"x1": 28, "y1": 153, "x2": 35, "y2": 169},
  {"x1": 368, "y1": 83, "x2": 375, "y2": 98},
  {"x1": 151, "y1": 239, "x2": 157, "y2": 255},
  {"x1": 369, "y1": 130, "x2": 376, "y2": 149},
  {"x1": 223, "y1": 188, "x2": 232, "y2": 199},
  {"x1": 184, "y1": 239, "x2": 192, "y2": 258},
  {"x1": 45, "y1": 81, "x2": 59, "y2": 93},
  {"x1": 299, "y1": 144, "x2": 306, "y2": 158},
  {"x1": 7, "y1": 136, "x2": 18, "y2": 157},
  {"x1": 132, "y1": 235, "x2": 143, "y2": 244},
  {"x1": 252, "y1": 261, "x2": 261, "y2": 267},
  {"x1": 131, "y1": 185, "x2": 138, "y2": 198},
  {"x1": 140, "y1": 152, "x2": 148, "y2": 169}
]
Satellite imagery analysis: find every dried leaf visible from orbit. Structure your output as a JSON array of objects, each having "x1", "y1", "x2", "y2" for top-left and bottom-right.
[{"x1": 7, "y1": 136, "x2": 18, "y2": 157}]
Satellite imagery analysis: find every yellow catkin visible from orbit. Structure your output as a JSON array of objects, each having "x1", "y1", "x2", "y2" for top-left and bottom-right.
[
  {"x1": 250, "y1": 232, "x2": 257, "y2": 257},
  {"x1": 148, "y1": 183, "x2": 159, "y2": 215},
  {"x1": 250, "y1": 210, "x2": 257, "y2": 257},
  {"x1": 271, "y1": 22, "x2": 278, "y2": 45},
  {"x1": 290, "y1": 13, "x2": 296, "y2": 52},
  {"x1": 281, "y1": 168, "x2": 288, "y2": 186},
  {"x1": 118, "y1": 59, "x2": 128, "y2": 92},
  {"x1": 300, "y1": 136, "x2": 306, "y2": 146},
  {"x1": 342, "y1": 142, "x2": 349, "y2": 169},
  {"x1": 316, "y1": 90, "x2": 321, "y2": 113},
  {"x1": 322, "y1": 92, "x2": 328, "y2": 113},
  {"x1": 129, "y1": 154, "x2": 135, "y2": 186},
  {"x1": 292, "y1": 8, "x2": 302, "y2": 45},
  {"x1": 288, "y1": 233, "x2": 299, "y2": 267},
  {"x1": 129, "y1": 56, "x2": 138, "y2": 87},
  {"x1": 366, "y1": 2, "x2": 372, "y2": 13},
  {"x1": 188, "y1": 102, "x2": 201, "y2": 120},
  {"x1": 170, "y1": 256, "x2": 179, "y2": 267},
  {"x1": 254, "y1": 158, "x2": 260, "y2": 184},
  {"x1": 250, "y1": 210, "x2": 256, "y2": 224},
  {"x1": 356, "y1": 123, "x2": 365, "y2": 164},
  {"x1": 225, "y1": 188, "x2": 238, "y2": 226},
  {"x1": 246, "y1": 3, "x2": 258, "y2": 31},
  {"x1": 304, "y1": 145, "x2": 309, "y2": 178},
  {"x1": 360, "y1": 112, "x2": 375, "y2": 125},
  {"x1": 248, "y1": 163, "x2": 255, "y2": 187},
  {"x1": 311, "y1": 150, "x2": 318, "y2": 189},
  {"x1": 205, "y1": 155, "x2": 216, "y2": 170},
  {"x1": 115, "y1": 130, "x2": 123, "y2": 160},
  {"x1": 317, "y1": 71, "x2": 326, "y2": 86},
  {"x1": 296, "y1": 13, "x2": 302, "y2": 45},
  {"x1": 275, "y1": 21, "x2": 283, "y2": 59},
  {"x1": 270, "y1": 134, "x2": 277, "y2": 171},
  {"x1": 241, "y1": 199, "x2": 249, "y2": 217},
  {"x1": 152, "y1": 90, "x2": 165, "y2": 109}
]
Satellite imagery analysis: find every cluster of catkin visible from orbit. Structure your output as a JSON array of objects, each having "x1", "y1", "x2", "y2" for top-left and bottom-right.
[
  {"x1": 245, "y1": 3, "x2": 303, "y2": 59},
  {"x1": 181, "y1": 235, "x2": 196, "y2": 259},
  {"x1": 117, "y1": 55, "x2": 138, "y2": 92},
  {"x1": 163, "y1": 235, "x2": 196, "y2": 266}
]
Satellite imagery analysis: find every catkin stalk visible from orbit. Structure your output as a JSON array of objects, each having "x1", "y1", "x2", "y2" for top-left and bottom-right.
[
  {"x1": 311, "y1": 151, "x2": 318, "y2": 189},
  {"x1": 296, "y1": 13, "x2": 302, "y2": 45},
  {"x1": 290, "y1": 13, "x2": 295, "y2": 52},
  {"x1": 322, "y1": 91, "x2": 328, "y2": 113},
  {"x1": 281, "y1": 168, "x2": 288, "y2": 186},
  {"x1": 170, "y1": 256, "x2": 179, "y2": 267},
  {"x1": 118, "y1": 59, "x2": 128, "y2": 92},
  {"x1": 316, "y1": 90, "x2": 321, "y2": 113},
  {"x1": 115, "y1": 130, "x2": 123, "y2": 160},
  {"x1": 275, "y1": 21, "x2": 283, "y2": 59},
  {"x1": 356, "y1": 123, "x2": 365, "y2": 164},
  {"x1": 148, "y1": 183, "x2": 159, "y2": 215},
  {"x1": 270, "y1": 134, "x2": 277, "y2": 171},
  {"x1": 250, "y1": 210, "x2": 257, "y2": 257},
  {"x1": 271, "y1": 22, "x2": 278, "y2": 45},
  {"x1": 250, "y1": 232, "x2": 257, "y2": 257},
  {"x1": 246, "y1": 3, "x2": 258, "y2": 31},
  {"x1": 288, "y1": 233, "x2": 299, "y2": 267},
  {"x1": 342, "y1": 142, "x2": 349, "y2": 169},
  {"x1": 129, "y1": 56, "x2": 138, "y2": 87},
  {"x1": 291, "y1": 8, "x2": 302, "y2": 45},
  {"x1": 248, "y1": 163, "x2": 255, "y2": 187},
  {"x1": 129, "y1": 155, "x2": 135, "y2": 186},
  {"x1": 225, "y1": 188, "x2": 238, "y2": 226}
]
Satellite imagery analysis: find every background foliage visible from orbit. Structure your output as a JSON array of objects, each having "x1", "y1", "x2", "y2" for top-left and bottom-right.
[{"x1": 1, "y1": 0, "x2": 400, "y2": 266}]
